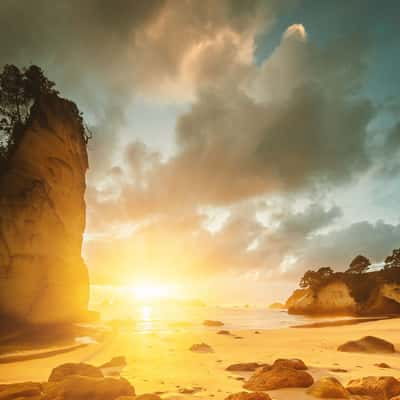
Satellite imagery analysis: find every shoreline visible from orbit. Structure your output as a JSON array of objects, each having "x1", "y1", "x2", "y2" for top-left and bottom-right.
[
  {"x1": 0, "y1": 317, "x2": 399, "y2": 399},
  {"x1": 291, "y1": 315, "x2": 396, "y2": 328}
]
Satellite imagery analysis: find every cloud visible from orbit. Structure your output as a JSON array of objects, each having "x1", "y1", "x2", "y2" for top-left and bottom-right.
[
  {"x1": 3, "y1": 1, "x2": 400, "y2": 292},
  {"x1": 92, "y1": 24, "x2": 375, "y2": 215}
]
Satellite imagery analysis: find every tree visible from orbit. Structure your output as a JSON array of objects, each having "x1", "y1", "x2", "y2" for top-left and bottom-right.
[
  {"x1": 299, "y1": 268, "x2": 332, "y2": 290},
  {"x1": 384, "y1": 248, "x2": 400, "y2": 269},
  {"x1": 317, "y1": 266, "x2": 334, "y2": 278},
  {"x1": 0, "y1": 64, "x2": 27, "y2": 133},
  {"x1": 23, "y1": 65, "x2": 58, "y2": 100},
  {"x1": 346, "y1": 255, "x2": 371, "y2": 274}
]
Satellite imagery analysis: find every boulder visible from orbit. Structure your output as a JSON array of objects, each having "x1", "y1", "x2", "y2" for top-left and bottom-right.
[
  {"x1": 0, "y1": 382, "x2": 42, "y2": 400},
  {"x1": 0, "y1": 95, "x2": 89, "y2": 324},
  {"x1": 346, "y1": 376, "x2": 400, "y2": 400},
  {"x1": 190, "y1": 343, "x2": 213, "y2": 352},
  {"x1": 226, "y1": 363, "x2": 269, "y2": 372},
  {"x1": 99, "y1": 357, "x2": 127, "y2": 369},
  {"x1": 272, "y1": 358, "x2": 307, "y2": 370},
  {"x1": 269, "y1": 302, "x2": 285, "y2": 310},
  {"x1": 115, "y1": 397, "x2": 136, "y2": 400},
  {"x1": 308, "y1": 376, "x2": 349, "y2": 398},
  {"x1": 375, "y1": 363, "x2": 391, "y2": 369},
  {"x1": 338, "y1": 336, "x2": 395, "y2": 354},
  {"x1": 43, "y1": 375, "x2": 134, "y2": 400},
  {"x1": 225, "y1": 391, "x2": 272, "y2": 400},
  {"x1": 48, "y1": 363, "x2": 103, "y2": 382},
  {"x1": 203, "y1": 320, "x2": 224, "y2": 326},
  {"x1": 135, "y1": 395, "x2": 162, "y2": 400},
  {"x1": 244, "y1": 366, "x2": 314, "y2": 391}
]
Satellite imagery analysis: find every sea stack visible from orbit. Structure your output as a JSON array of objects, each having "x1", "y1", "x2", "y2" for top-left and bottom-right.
[{"x1": 0, "y1": 94, "x2": 89, "y2": 324}]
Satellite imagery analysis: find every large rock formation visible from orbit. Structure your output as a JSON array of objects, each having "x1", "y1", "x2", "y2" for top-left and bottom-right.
[
  {"x1": 0, "y1": 95, "x2": 89, "y2": 324},
  {"x1": 286, "y1": 280, "x2": 400, "y2": 316},
  {"x1": 362, "y1": 283, "x2": 400, "y2": 315},
  {"x1": 286, "y1": 281, "x2": 357, "y2": 315}
]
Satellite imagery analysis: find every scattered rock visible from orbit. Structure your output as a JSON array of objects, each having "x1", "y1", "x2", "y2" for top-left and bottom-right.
[
  {"x1": 44, "y1": 375, "x2": 135, "y2": 400},
  {"x1": 190, "y1": 343, "x2": 214, "y2": 352},
  {"x1": 203, "y1": 320, "x2": 224, "y2": 327},
  {"x1": 338, "y1": 336, "x2": 395, "y2": 354},
  {"x1": 99, "y1": 356, "x2": 127, "y2": 369},
  {"x1": 346, "y1": 376, "x2": 400, "y2": 400},
  {"x1": 234, "y1": 336, "x2": 244, "y2": 339},
  {"x1": 218, "y1": 330, "x2": 231, "y2": 335},
  {"x1": 269, "y1": 302, "x2": 285, "y2": 310},
  {"x1": 254, "y1": 365, "x2": 273, "y2": 375},
  {"x1": 135, "y1": 394, "x2": 162, "y2": 400},
  {"x1": 225, "y1": 391, "x2": 272, "y2": 400},
  {"x1": 48, "y1": 363, "x2": 103, "y2": 382},
  {"x1": 330, "y1": 368, "x2": 348, "y2": 373},
  {"x1": 226, "y1": 363, "x2": 269, "y2": 372},
  {"x1": 179, "y1": 388, "x2": 200, "y2": 394},
  {"x1": 244, "y1": 366, "x2": 314, "y2": 391},
  {"x1": 0, "y1": 382, "x2": 42, "y2": 399},
  {"x1": 272, "y1": 358, "x2": 308, "y2": 370},
  {"x1": 254, "y1": 331, "x2": 261, "y2": 334},
  {"x1": 308, "y1": 376, "x2": 349, "y2": 398},
  {"x1": 375, "y1": 363, "x2": 391, "y2": 369},
  {"x1": 115, "y1": 397, "x2": 136, "y2": 400}
]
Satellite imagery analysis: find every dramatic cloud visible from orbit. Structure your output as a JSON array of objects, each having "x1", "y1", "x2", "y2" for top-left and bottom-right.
[{"x1": 2, "y1": 1, "x2": 399, "y2": 296}]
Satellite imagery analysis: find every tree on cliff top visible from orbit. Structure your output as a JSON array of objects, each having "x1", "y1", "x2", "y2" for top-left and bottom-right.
[
  {"x1": 346, "y1": 254, "x2": 371, "y2": 274},
  {"x1": 0, "y1": 64, "x2": 90, "y2": 163},
  {"x1": 384, "y1": 248, "x2": 400, "y2": 269},
  {"x1": 300, "y1": 267, "x2": 334, "y2": 290}
]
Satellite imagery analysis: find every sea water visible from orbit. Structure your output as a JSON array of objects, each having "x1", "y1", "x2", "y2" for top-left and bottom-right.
[{"x1": 89, "y1": 285, "x2": 348, "y2": 333}]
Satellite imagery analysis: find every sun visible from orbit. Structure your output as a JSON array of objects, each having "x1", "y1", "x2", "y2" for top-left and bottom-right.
[{"x1": 129, "y1": 282, "x2": 177, "y2": 301}]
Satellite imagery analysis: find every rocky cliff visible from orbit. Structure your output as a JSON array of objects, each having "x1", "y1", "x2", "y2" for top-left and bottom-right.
[
  {"x1": 286, "y1": 280, "x2": 400, "y2": 316},
  {"x1": 0, "y1": 95, "x2": 89, "y2": 324},
  {"x1": 286, "y1": 281, "x2": 358, "y2": 315}
]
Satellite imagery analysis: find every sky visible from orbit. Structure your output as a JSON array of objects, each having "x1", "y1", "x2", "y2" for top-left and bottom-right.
[{"x1": 1, "y1": 0, "x2": 400, "y2": 304}]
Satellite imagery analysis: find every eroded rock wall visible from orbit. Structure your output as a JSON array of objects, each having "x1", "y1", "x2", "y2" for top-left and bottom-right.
[
  {"x1": 287, "y1": 281, "x2": 357, "y2": 315},
  {"x1": 0, "y1": 95, "x2": 89, "y2": 324}
]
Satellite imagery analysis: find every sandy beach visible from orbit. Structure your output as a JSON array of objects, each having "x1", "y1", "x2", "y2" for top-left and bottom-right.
[{"x1": 0, "y1": 318, "x2": 399, "y2": 399}]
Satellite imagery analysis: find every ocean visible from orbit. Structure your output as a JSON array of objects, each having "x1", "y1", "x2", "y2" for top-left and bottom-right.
[{"x1": 89, "y1": 285, "x2": 348, "y2": 333}]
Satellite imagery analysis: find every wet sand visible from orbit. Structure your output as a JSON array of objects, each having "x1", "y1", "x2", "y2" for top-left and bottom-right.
[{"x1": 0, "y1": 318, "x2": 399, "y2": 400}]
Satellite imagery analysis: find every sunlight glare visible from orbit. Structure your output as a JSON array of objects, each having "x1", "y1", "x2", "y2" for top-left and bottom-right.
[{"x1": 129, "y1": 282, "x2": 177, "y2": 301}]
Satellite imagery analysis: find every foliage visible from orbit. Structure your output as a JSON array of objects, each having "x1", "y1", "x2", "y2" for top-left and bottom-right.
[
  {"x1": 0, "y1": 64, "x2": 91, "y2": 165},
  {"x1": 384, "y1": 248, "x2": 400, "y2": 269},
  {"x1": 346, "y1": 254, "x2": 371, "y2": 274},
  {"x1": 299, "y1": 248, "x2": 400, "y2": 305}
]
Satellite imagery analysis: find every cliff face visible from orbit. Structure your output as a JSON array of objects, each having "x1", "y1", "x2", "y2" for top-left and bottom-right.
[
  {"x1": 0, "y1": 95, "x2": 89, "y2": 324},
  {"x1": 286, "y1": 281, "x2": 357, "y2": 315},
  {"x1": 361, "y1": 283, "x2": 400, "y2": 315},
  {"x1": 287, "y1": 280, "x2": 400, "y2": 316}
]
